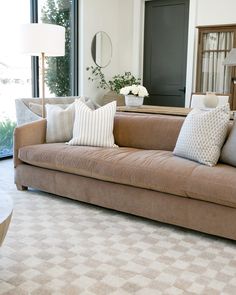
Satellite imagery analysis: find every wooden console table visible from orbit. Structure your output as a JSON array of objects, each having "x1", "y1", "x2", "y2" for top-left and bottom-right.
[
  {"x1": 117, "y1": 105, "x2": 235, "y2": 119},
  {"x1": 0, "y1": 195, "x2": 13, "y2": 246},
  {"x1": 117, "y1": 105, "x2": 192, "y2": 116}
]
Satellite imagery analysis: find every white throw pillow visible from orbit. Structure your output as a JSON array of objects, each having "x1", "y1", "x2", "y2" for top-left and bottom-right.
[
  {"x1": 68, "y1": 100, "x2": 117, "y2": 147},
  {"x1": 46, "y1": 103, "x2": 75, "y2": 143},
  {"x1": 173, "y1": 104, "x2": 230, "y2": 166},
  {"x1": 46, "y1": 97, "x2": 98, "y2": 143}
]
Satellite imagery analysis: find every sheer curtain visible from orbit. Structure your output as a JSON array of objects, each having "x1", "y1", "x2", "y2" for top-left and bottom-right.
[{"x1": 201, "y1": 32, "x2": 233, "y2": 93}]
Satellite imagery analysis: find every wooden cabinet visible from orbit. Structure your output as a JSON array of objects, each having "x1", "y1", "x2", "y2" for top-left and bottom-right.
[{"x1": 196, "y1": 24, "x2": 236, "y2": 109}]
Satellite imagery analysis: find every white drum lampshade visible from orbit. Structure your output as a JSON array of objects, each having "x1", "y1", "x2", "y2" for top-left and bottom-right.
[
  {"x1": 19, "y1": 23, "x2": 65, "y2": 117},
  {"x1": 223, "y1": 48, "x2": 236, "y2": 66},
  {"x1": 223, "y1": 48, "x2": 236, "y2": 92},
  {"x1": 19, "y1": 23, "x2": 65, "y2": 57}
]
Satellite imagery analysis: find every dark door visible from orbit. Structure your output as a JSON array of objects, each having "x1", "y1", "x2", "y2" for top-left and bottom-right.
[{"x1": 143, "y1": 0, "x2": 189, "y2": 106}]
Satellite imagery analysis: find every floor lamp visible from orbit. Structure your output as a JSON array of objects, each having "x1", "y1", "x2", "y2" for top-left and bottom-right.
[
  {"x1": 19, "y1": 23, "x2": 65, "y2": 118},
  {"x1": 223, "y1": 48, "x2": 236, "y2": 84},
  {"x1": 223, "y1": 48, "x2": 236, "y2": 109}
]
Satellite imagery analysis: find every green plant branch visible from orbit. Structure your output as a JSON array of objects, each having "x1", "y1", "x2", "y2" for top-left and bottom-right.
[
  {"x1": 86, "y1": 66, "x2": 141, "y2": 94},
  {"x1": 0, "y1": 119, "x2": 16, "y2": 150}
]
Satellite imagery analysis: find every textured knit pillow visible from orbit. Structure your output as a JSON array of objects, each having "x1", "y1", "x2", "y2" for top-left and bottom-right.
[
  {"x1": 46, "y1": 103, "x2": 75, "y2": 143},
  {"x1": 220, "y1": 112, "x2": 236, "y2": 166},
  {"x1": 173, "y1": 104, "x2": 230, "y2": 166},
  {"x1": 68, "y1": 100, "x2": 117, "y2": 147}
]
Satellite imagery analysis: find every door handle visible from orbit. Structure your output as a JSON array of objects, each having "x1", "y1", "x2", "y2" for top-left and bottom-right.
[{"x1": 178, "y1": 87, "x2": 186, "y2": 93}]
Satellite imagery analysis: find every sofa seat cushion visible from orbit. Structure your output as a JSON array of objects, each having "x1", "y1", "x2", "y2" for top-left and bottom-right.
[
  {"x1": 18, "y1": 143, "x2": 236, "y2": 208},
  {"x1": 185, "y1": 164, "x2": 236, "y2": 208},
  {"x1": 19, "y1": 143, "x2": 198, "y2": 198}
]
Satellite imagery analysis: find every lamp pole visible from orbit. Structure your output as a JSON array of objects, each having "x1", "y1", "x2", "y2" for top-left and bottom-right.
[{"x1": 41, "y1": 52, "x2": 45, "y2": 118}]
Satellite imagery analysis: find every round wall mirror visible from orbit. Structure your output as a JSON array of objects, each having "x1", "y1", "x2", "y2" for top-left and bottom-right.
[{"x1": 91, "y1": 31, "x2": 112, "y2": 68}]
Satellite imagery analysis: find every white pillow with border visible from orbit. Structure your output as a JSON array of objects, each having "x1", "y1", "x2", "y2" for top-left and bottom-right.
[
  {"x1": 68, "y1": 100, "x2": 117, "y2": 147},
  {"x1": 173, "y1": 104, "x2": 230, "y2": 166},
  {"x1": 46, "y1": 103, "x2": 75, "y2": 143}
]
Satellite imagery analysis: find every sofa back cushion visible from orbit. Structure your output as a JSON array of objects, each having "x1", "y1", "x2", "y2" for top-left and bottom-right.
[{"x1": 114, "y1": 113, "x2": 185, "y2": 151}]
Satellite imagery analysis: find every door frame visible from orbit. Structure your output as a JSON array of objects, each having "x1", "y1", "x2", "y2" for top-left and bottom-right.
[{"x1": 132, "y1": 0, "x2": 197, "y2": 107}]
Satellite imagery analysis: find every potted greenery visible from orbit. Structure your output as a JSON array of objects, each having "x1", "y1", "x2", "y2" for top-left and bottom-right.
[{"x1": 86, "y1": 66, "x2": 141, "y2": 105}]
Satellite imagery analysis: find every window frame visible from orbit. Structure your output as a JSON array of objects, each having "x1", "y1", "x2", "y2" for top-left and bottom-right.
[
  {"x1": 30, "y1": 0, "x2": 79, "y2": 97},
  {"x1": 196, "y1": 24, "x2": 236, "y2": 109}
]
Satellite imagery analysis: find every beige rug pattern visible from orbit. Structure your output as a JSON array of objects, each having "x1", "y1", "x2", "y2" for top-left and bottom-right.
[{"x1": 1, "y1": 160, "x2": 236, "y2": 295}]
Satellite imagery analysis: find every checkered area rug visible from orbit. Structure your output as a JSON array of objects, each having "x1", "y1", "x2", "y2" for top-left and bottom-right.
[{"x1": 1, "y1": 160, "x2": 236, "y2": 295}]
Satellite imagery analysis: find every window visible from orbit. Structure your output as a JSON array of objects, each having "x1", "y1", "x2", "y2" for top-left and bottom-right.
[
  {"x1": 0, "y1": 0, "x2": 32, "y2": 158},
  {"x1": 31, "y1": 0, "x2": 79, "y2": 98},
  {"x1": 0, "y1": 0, "x2": 78, "y2": 159},
  {"x1": 196, "y1": 25, "x2": 236, "y2": 109}
]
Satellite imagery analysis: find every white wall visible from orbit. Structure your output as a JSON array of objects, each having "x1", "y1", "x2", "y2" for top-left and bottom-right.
[
  {"x1": 79, "y1": 0, "x2": 134, "y2": 104},
  {"x1": 117, "y1": 0, "x2": 134, "y2": 75},
  {"x1": 197, "y1": 0, "x2": 236, "y2": 26}
]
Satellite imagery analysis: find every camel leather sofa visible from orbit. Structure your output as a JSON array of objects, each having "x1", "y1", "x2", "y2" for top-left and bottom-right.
[{"x1": 14, "y1": 112, "x2": 236, "y2": 240}]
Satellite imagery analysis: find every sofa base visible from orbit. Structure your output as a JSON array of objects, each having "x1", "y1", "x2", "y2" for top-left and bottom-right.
[
  {"x1": 16, "y1": 184, "x2": 28, "y2": 191},
  {"x1": 15, "y1": 164, "x2": 236, "y2": 240}
]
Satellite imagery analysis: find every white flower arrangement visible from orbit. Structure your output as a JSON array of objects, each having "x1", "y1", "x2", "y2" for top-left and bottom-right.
[{"x1": 120, "y1": 85, "x2": 149, "y2": 98}]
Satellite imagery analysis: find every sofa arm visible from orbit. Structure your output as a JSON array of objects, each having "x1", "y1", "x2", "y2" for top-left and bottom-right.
[{"x1": 14, "y1": 119, "x2": 47, "y2": 168}]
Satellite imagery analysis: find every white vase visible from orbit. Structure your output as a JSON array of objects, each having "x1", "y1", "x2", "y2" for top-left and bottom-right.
[
  {"x1": 203, "y1": 92, "x2": 219, "y2": 108},
  {"x1": 125, "y1": 95, "x2": 144, "y2": 107}
]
